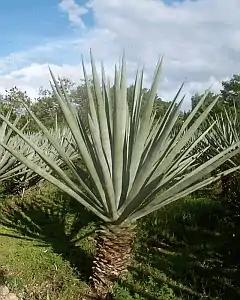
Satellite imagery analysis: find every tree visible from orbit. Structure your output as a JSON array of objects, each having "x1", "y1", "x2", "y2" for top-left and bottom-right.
[
  {"x1": 221, "y1": 74, "x2": 240, "y2": 108},
  {"x1": 0, "y1": 87, "x2": 31, "y2": 128},
  {"x1": 191, "y1": 91, "x2": 225, "y2": 115},
  {"x1": 2, "y1": 86, "x2": 31, "y2": 112},
  {"x1": 125, "y1": 84, "x2": 171, "y2": 122},
  {"x1": 69, "y1": 79, "x2": 92, "y2": 128},
  {"x1": 1, "y1": 54, "x2": 240, "y2": 299},
  {"x1": 30, "y1": 77, "x2": 75, "y2": 129},
  {"x1": 29, "y1": 78, "x2": 92, "y2": 130}
]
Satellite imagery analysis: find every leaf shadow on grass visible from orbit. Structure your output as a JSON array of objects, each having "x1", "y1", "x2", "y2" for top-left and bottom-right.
[
  {"x1": 0, "y1": 267, "x2": 7, "y2": 286},
  {"x1": 0, "y1": 187, "x2": 98, "y2": 283},
  {"x1": 122, "y1": 197, "x2": 240, "y2": 300}
]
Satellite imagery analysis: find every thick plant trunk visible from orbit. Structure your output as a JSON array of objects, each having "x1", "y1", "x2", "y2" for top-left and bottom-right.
[{"x1": 92, "y1": 222, "x2": 137, "y2": 299}]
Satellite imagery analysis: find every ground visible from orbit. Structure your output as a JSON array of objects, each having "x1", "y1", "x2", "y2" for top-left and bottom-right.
[{"x1": 0, "y1": 183, "x2": 239, "y2": 300}]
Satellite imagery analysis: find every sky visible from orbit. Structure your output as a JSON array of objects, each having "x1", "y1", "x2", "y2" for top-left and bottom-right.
[{"x1": 0, "y1": 0, "x2": 240, "y2": 110}]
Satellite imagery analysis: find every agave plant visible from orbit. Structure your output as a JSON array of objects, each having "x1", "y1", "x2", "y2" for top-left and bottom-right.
[
  {"x1": 204, "y1": 106, "x2": 240, "y2": 168},
  {"x1": 0, "y1": 111, "x2": 31, "y2": 184},
  {"x1": 9, "y1": 125, "x2": 76, "y2": 196},
  {"x1": 1, "y1": 53, "x2": 240, "y2": 298},
  {"x1": 201, "y1": 106, "x2": 240, "y2": 205}
]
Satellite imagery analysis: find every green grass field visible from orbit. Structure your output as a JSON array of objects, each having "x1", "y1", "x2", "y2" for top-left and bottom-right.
[{"x1": 0, "y1": 183, "x2": 239, "y2": 299}]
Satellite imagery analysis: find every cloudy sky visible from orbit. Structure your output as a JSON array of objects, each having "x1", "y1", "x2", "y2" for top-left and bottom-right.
[{"x1": 0, "y1": 0, "x2": 239, "y2": 109}]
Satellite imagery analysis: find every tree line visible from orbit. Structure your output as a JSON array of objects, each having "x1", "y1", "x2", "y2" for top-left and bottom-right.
[{"x1": 1, "y1": 74, "x2": 240, "y2": 132}]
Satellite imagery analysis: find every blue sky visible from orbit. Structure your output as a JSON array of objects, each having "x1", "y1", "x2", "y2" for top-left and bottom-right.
[
  {"x1": 0, "y1": 0, "x2": 180, "y2": 56},
  {"x1": 0, "y1": 0, "x2": 239, "y2": 109},
  {"x1": 0, "y1": 0, "x2": 82, "y2": 55}
]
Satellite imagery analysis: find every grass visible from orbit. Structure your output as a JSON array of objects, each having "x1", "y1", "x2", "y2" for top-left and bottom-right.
[
  {"x1": 132, "y1": 197, "x2": 240, "y2": 300},
  {"x1": 0, "y1": 182, "x2": 239, "y2": 299}
]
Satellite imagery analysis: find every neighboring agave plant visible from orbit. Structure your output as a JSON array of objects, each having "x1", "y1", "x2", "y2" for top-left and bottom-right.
[
  {"x1": 202, "y1": 106, "x2": 240, "y2": 201},
  {"x1": 0, "y1": 111, "x2": 31, "y2": 184},
  {"x1": 10, "y1": 126, "x2": 76, "y2": 196},
  {"x1": 1, "y1": 53, "x2": 240, "y2": 298},
  {"x1": 204, "y1": 106, "x2": 240, "y2": 168}
]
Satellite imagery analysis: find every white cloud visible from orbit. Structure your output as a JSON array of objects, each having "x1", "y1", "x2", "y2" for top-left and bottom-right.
[
  {"x1": 59, "y1": 0, "x2": 89, "y2": 28},
  {"x1": 0, "y1": 61, "x2": 116, "y2": 99},
  {"x1": 0, "y1": 0, "x2": 240, "y2": 110}
]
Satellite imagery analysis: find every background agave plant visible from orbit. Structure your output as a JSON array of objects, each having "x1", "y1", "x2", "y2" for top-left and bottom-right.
[
  {"x1": 0, "y1": 111, "x2": 31, "y2": 186},
  {"x1": 202, "y1": 106, "x2": 240, "y2": 218},
  {"x1": 204, "y1": 106, "x2": 240, "y2": 167},
  {"x1": 2, "y1": 124, "x2": 76, "y2": 197},
  {"x1": 0, "y1": 53, "x2": 240, "y2": 298}
]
